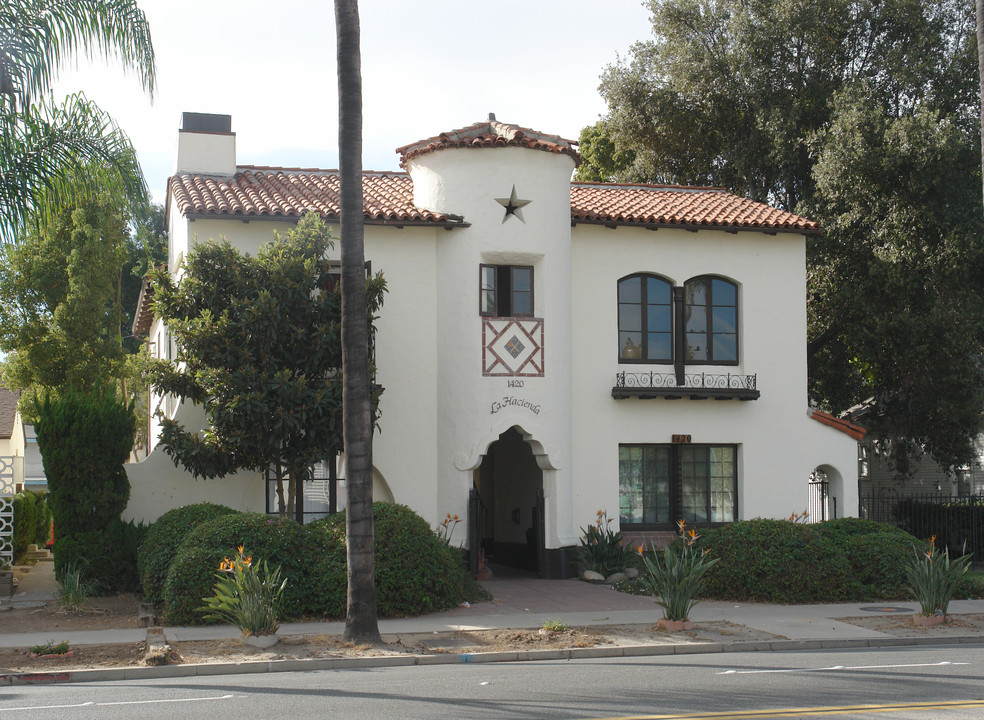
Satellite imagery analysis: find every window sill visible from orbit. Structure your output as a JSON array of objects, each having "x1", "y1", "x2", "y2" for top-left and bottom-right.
[{"x1": 612, "y1": 371, "x2": 759, "y2": 401}]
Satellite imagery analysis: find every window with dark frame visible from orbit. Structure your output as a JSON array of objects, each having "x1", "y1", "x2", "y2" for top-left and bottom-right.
[
  {"x1": 618, "y1": 274, "x2": 738, "y2": 365},
  {"x1": 619, "y1": 443, "x2": 737, "y2": 526},
  {"x1": 684, "y1": 276, "x2": 738, "y2": 364},
  {"x1": 480, "y1": 264, "x2": 533, "y2": 317},
  {"x1": 618, "y1": 274, "x2": 672, "y2": 362}
]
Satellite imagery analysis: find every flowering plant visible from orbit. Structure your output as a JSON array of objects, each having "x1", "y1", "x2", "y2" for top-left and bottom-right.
[
  {"x1": 436, "y1": 513, "x2": 461, "y2": 547},
  {"x1": 199, "y1": 546, "x2": 287, "y2": 637},
  {"x1": 642, "y1": 520, "x2": 719, "y2": 622},
  {"x1": 906, "y1": 535, "x2": 971, "y2": 617},
  {"x1": 578, "y1": 510, "x2": 637, "y2": 577}
]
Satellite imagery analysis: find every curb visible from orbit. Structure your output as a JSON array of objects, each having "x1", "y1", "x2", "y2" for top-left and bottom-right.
[{"x1": 3, "y1": 635, "x2": 983, "y2": 686}]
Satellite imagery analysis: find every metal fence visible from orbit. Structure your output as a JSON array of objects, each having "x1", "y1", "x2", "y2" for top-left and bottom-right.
[{"x1": 861, "y1": 492, "x2": 984, "y2": 561}]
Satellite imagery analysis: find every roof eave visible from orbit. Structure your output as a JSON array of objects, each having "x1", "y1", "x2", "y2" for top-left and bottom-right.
[{"x1": 570, "y1": 218, "x2": 820, "y2": 236}]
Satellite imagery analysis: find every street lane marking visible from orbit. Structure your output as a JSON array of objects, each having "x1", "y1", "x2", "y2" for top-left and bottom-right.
[
  {"x1": 718, "y1": 660, "x2": 968, "y2": 675},
  {"x1": 0, "y1": 694, "x2": 235, "y2": 712},
  {"x1": 587, "y1": 699, "x2": 984, "y2": 719}
]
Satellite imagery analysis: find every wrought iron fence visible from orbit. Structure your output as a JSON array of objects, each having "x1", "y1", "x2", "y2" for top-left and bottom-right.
[{"x1": 861, "y1": 492, "x2": 984, "y2": 561}]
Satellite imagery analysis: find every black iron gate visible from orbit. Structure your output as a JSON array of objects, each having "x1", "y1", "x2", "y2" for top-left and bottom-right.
[{"x1": 808, "y1": 472, "x2": 832, "y2": 522}]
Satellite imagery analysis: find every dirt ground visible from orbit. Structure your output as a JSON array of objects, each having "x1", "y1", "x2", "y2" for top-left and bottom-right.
[
  {"x1": 0, "y1": 595, "x2": 784, "y2": 674},
  {"x1": 838, "y1": 613, "x2": 984, "y2": 637},
  {"x1": 4, "y1": 595, "x2": 983, "y2": 676}
]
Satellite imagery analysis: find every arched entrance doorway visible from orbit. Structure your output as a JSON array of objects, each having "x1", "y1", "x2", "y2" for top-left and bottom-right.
[{"x1": 472, "y1": 426, "x2": 544, "y2": 575}]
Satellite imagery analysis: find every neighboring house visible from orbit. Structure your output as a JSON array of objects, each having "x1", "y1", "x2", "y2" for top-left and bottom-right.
[
  {"x1": 845, "y1": 401, "x2": 984, "y2": 499},
  {"x1": 0, "y1": 389, "x2": 25, "y2": 491},
  {"x1": 125, "y1": 112, "x2": 860, "y2": 576}
]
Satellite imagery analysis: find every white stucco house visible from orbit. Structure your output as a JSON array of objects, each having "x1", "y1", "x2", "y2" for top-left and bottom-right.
[{"x1": 126, "y1": 112, "x2": 862, "y2": 576}]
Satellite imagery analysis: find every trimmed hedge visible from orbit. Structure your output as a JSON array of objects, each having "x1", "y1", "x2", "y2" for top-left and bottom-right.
[
  {"x1": 692, "y1": 518, "x2": 923, "y2": 603},
  {"x1": 138, "y1": 503, "x2": 240, "y2": 606}
]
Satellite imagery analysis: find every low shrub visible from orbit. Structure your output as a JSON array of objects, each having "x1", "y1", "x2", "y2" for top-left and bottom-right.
[
  {"x1": 138, "y1": 503, "x2": 240, "y2": 605},
  {"x1": 162, "y1": 513, "x2": 324, "y2": 625},
  {"x1": 691, "y1": 518, "x2": 922, "y2": 603},
  {"x1": 312, "y1": 502, "x2": 481, "y2": 617}
]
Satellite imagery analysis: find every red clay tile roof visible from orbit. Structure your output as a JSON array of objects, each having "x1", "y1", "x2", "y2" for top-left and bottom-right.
[
  {"x1": 810, "y1": 409, "x2": 866, "y2": 441},
  {"x1": 571, "y1": 183, "x2": 818, "y2": 235},
  {"x1": 169, "y1": 168, "x2": 463, "y2": 226},
  {"x1": 132, "y1": 275, "x2": 155, "y2": 338},
  {"x1": 170, "y1": 170, "x2": 817, "y2": 235},
  {"x1": 0, "y1": 388, "x2": 20, "y2": 440},
  {"x1": 396, "y1": 118, "x2": 580, "y2": 167}
]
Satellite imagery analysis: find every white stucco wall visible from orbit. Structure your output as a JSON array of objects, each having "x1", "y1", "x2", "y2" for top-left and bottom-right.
[
  {"x1": 408, "y1": 146, "x2": 578, "y2": 547},
  {"x1": 569, "y1": 224, "x2": 859, "y2": 529}
]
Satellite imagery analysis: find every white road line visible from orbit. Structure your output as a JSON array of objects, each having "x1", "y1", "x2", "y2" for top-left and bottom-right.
[
  {"x1": 717, "y1": 661, "x2": 968, "y2": 675},
  {"x1": 0, "y1": 694, "x2": 236, "y2": 712}
]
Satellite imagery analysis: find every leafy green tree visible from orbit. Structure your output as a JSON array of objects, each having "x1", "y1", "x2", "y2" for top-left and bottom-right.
[
  {"x1": 0, "y1": 0, "x2": 155, "y2": 241},
  {"x1": 0, "y1": 194, "x2": 129, "y2": 398},
  {"x1": 587, "y1": 0, "x2": 984, "y2": 475},
  {"x1": 335, "y1": 0, "x2": 381, "y2": 644},
  {"x1": 32, "y1": 383, "x2": 138, "y2": 590},
  {"x1": 147, "y1": 212, "x2": 386, "y2": 521}
]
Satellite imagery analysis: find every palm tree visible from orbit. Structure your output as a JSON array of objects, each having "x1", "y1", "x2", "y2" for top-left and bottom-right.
[
  {"x1": 335, "y1": 0, "x2": 380, "y2": 644},
  {"x1": 0, "y1": 0, "x2": 155, "y2": 241}
]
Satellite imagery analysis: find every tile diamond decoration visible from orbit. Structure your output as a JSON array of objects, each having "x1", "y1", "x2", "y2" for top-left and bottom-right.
[
  {"x1": 504, "y1": 335, "x2": 525, "y2": 358},
  {"x1": 482, "y1": 319, "x2": 544, "y2": 377}
]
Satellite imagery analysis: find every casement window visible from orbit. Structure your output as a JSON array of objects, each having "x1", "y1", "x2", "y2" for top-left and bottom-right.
[
  {"x1": 619, "y1": 444, "x2": 737, "y2": 526},
  {"x1": 617, "y1": 274, "x2": 739, "y2": 365},
  {"x1": 618, "y1": 274, "x2": 672, "y2": 362},
  {"x1": 684, "y1": 276, "x2": 738, "y2": 363},
  {"x1": 480, "y1": 264, "x2": 533, "y2": 317}
]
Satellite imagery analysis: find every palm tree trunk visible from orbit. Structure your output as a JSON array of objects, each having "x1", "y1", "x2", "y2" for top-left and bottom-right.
[
  {"x1": 978, "y1": 0, "x2": 984, "y2": 208},
  {"x1": 335, "y1": 0, "x2": 380, "y2": 645}
]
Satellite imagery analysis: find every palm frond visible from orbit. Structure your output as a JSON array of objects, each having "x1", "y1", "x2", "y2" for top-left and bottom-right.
[
  {"x1": 0, "y1": 92, "x2": 147, "y2": 242},
  {"x1": 0, "y1": 0, "x2": 156, "y2": 110}
]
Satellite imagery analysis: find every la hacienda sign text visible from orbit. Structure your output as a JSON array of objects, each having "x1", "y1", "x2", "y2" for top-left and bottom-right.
[{"x1": 490, "y1": 396, "x2": 541, "y2": 415}]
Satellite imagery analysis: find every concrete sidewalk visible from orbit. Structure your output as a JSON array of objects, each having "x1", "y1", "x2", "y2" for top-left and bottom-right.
[
  {"x1": 3, "y1": 570, "x2": 984, "y2": 647},
  {"x1": 3, "y1": 567, "x2": 984, "y2": 685}
]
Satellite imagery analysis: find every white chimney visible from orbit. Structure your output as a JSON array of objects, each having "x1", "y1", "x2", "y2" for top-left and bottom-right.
[{"x1": 175, "y1": 112, "x2": 236, "y2": 176}]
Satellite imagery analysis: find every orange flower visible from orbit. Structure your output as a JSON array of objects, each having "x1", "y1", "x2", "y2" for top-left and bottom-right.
[{"x1": 237, "y1": 545, "x2": 245, "y2": 555}]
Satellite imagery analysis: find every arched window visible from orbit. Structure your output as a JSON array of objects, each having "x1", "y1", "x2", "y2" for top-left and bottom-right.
[
  {"x1": 684, "y1": 276, "x2": 738, "y2": 364},
  {"x1": 617, "y1": 274, "x2": 672, "y2": 362}
]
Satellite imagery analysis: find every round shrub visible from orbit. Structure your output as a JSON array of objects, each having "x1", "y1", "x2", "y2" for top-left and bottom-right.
[
  {"x1": 162, "y1": 513, "x2": 325, "y2": 625},
  {"x1": 313, "y1": 502, "x2": 474, "y2": 617},
  {"x1": 138, "y1": 502, "x2": 240, "y2": 606},
  {"x1": 162, "y1": 545, "x2": 227, "y2": 625}
]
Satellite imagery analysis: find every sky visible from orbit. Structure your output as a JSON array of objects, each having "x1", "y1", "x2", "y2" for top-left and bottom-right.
[{"x1": 52, "y1": 0, "x2": 654, "y2": 204}]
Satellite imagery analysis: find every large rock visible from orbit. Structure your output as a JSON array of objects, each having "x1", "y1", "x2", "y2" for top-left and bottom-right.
[
  {"x1": 605, "y1": 572, "x2": 627, "y2": 584},
  {"x1": 580, "y1": 569, "x2": 605, "y2": 583}
]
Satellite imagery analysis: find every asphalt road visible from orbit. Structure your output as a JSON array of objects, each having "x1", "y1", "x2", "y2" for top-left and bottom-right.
[{"x1": 2, "y1": 644, "x2": 983, "y2": 719}]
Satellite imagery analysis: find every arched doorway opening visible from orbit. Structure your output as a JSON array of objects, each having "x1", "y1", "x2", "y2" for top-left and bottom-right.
[
  {"x1": 808, "y1": 464, "x2": 844, "y2": 522},
  {"x1": 473, "y1": 426, "x2": 544, "y2": 575}
]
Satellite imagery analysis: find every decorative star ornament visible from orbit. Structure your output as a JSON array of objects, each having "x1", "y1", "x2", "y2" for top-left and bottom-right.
[{"x1": 495, "y1": 185, "x2": 532, "y2": 224}]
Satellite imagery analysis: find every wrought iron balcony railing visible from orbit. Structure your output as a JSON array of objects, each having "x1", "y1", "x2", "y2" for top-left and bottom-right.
[{"x1": 612, "y1": 371, "x2": 760, "y2": 400}]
